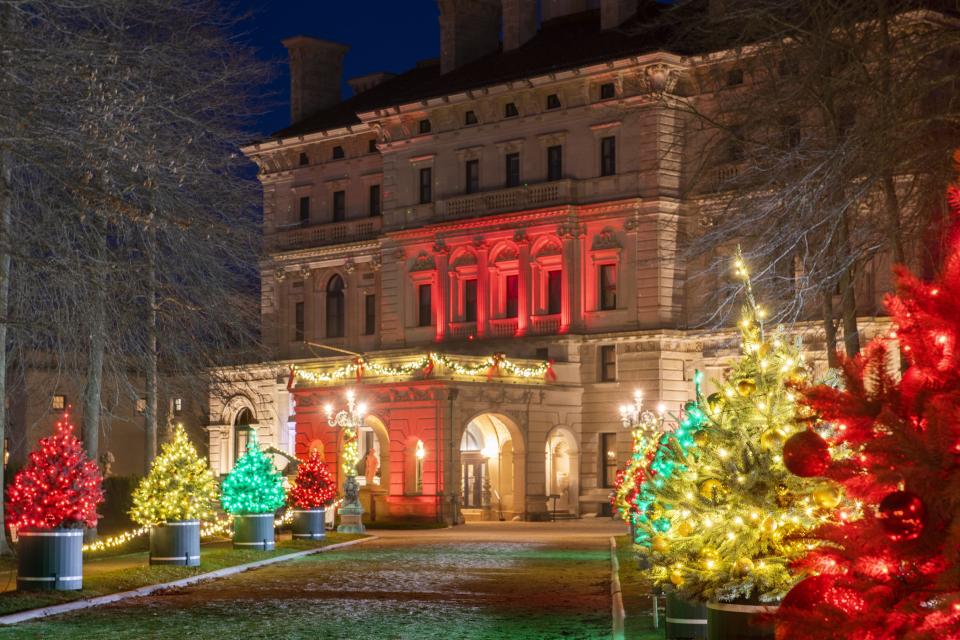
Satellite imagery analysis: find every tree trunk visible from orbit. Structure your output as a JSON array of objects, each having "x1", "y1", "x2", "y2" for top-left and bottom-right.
[
  {"x1": 821, "y1": 289, "x2": 840, "y2": 369},
  {"x1": 0, "y1": 146, "x2": 15, "y2": 555},
  {"x1": 82, "y1": 277, "x2": 106, "y2": 466},
  {"x1": 144, "y1": 231, "x2": 158, "y2": 470},
  {"x1": 882, "y1": 175, "x2": 905, "y2": 265}
]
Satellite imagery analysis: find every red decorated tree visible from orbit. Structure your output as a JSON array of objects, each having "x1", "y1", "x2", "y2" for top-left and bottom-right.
[
  {"x1": 778, "y1": 181, "x2": 960, "y2": 639},
  {"x1": 7, "y1": 411, "x2": 103, "y2": 530},
  {"x1": 289, "y1": 450, "x2": 336, "y2": 510}
]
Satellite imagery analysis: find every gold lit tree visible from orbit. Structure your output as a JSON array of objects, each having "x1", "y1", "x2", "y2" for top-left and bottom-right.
[{"x1": 645, "y1": 254, "x2": 845, "y2": 604}]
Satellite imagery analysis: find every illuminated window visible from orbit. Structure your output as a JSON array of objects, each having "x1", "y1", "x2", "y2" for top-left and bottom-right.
[
  {"x1": 136, "y1": 398, "x2": 147, "y2": 414},
  {"x1": 173, "y1": 398, "x2": 183, "y2": 414},
  {"x1": 599, "y1": 264, "x2": 617, "y2": 310},
  {"x1": 415, "y1": 440, "x2": 425, "y2": 494},
  {"x1": 600, "y1": 433, "x2": 618, "y2": 487},
  {"x1": 51, "y1": 394, "x2": 66, "y2": 410},
  {"x1": 599, "y1": 345, "x2": 617, "y2": 382}
]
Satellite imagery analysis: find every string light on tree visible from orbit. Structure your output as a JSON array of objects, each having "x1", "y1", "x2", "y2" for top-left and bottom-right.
[
  {"x1": 220, "y1": 432, "x2": 286, "y2": 516},
  {"x1": 288, "y1": 450, "x2": 336, "y2": 510}
]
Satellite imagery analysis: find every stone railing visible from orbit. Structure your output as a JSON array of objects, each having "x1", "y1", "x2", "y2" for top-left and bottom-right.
[
  {"x1": 489, "y1": 317, "x2": 519, "y2": 338},
  {"x1": 266, "y1": 217, "x2": 382, "y2": 253},
  {"x1": 530, "y1": 314, "x2": 562, "y2": 336},
  {"x1": 448, "y1": 321, "x2": 478, "y2": 340},
  {"x1": 437, "y1": 179, "x2": 573, "y2": 220}
]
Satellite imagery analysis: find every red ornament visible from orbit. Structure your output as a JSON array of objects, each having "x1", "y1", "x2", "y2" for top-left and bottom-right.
[
  {"x1": 877, "y1": 490, "x2": 926, "y2": 541},
  {"x1": 781, "y1": 574, "x2": 835, "y2": 612},
  {"x1": 288, "y1": 449, "x2": 336, "y2": 509},
  {"x1": 6, "y1": 411, "x2": 103, "y2": 530},
  {"x1": 783, "y1": 429, "x2": 831, "y2": 477}
]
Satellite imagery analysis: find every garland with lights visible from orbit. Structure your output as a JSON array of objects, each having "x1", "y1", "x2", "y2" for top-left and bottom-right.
[
  {"x1": 130, "y1": 425, "x2": 219, "y2": 526},
  {"x1": 220, "y1": 432, "x2": 286, "y2": 516},
  {"x1": 642, "y1": 252, "x2": 847, "y2": 604},
  {"x1": 289, "y1": 450, "x2": 336, "y2": 509},
  {"x1": 293, "y1": 352, "x2": 552, "y2": 386},
  {"x1": 777, "y1": 179, "x2": 960, "y2": 638},
  {"x1": 7, "y1": 410, "x2": 104, "y2": 530}
]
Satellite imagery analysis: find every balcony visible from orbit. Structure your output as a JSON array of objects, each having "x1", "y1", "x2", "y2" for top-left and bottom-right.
[
  {"x1": 530, "y1": 314, "x2": 562, "y2": 336},
  {"x1": 448, "y1": 321, "x2": 477, "y2": 340},
  {"x1": 489, "y1": 317, "x2": 519, "y2": 338},
  {"x1": 266, "y1": 217, "x2": 382, "y2": 253},
  {"x1": 437, "y1": 179, "x2": 573, "y2": 220}
]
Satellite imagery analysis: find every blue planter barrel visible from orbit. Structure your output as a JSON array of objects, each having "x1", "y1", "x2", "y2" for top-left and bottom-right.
[
  {"x1": 232, "y1": 513, "x2": 275, "y2": 550},
  {"x1": 291, "y1": 509, "x2": 325, "y2": 539},
  {"x1": 666, "y1": 593, "x2": 708, "y2": 639},
  {"x1": 17, "y1": 528, "x2": 83, "y2": 591},
  {"x1": 707, "y1": 601, "x2": 776, "y2": 639},
  {"x1": 150, "y1": 520, "x2": 200, "y2": 566}
]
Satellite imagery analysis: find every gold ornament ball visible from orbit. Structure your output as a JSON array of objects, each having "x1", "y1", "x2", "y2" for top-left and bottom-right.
[
  {"x1": 699, "y1": 479, "x2": 726, "y2": 502},
  {"x1": 760, "y1": 516, "x2": 778, "y2": 534},
  {"x1": 732, "y1": 557, "x2": 755, "y2": 577},
  {"x1": 676, "y1": 521, "x2": 694, "y2": 537},
  {"x1": 706, "y1": 392, "x2": 724, "y2": 414},
  {"x1": 813, "y1": 483, "x2": 843, "y2": 509},
  {"x1": 693, "y1": 430, "x2": 709, "y2": 446},
  {"x1": 736, "y1": 378, "x2": 757, "y2": 397},
  {"x1": 760, "y1": 428, "x2": 786, "y2": 451},
  {"x1": 670, "y1": 569, "x2": 685, "y2": 586},
  {"x1": 651, "y1": 536, "x2": 670, "y2": 553},
  {"x1": 646, "y1": 503, "x2": 664, "y2": 521}
]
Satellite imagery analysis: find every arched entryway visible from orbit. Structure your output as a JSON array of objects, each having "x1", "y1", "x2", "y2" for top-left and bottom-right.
[
  {"x1": 545, "y1": 427, "x2": 580, "y2": 516},
  {"x1": 336, "y1": 413, "x2": 390, "y2": 521},
  {"x1": 459, "y1": 413, "x2": 525, "y2": 520}
]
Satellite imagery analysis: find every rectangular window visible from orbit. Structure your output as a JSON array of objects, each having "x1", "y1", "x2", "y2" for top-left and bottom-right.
[
  {"x1": 547, "y1": 270, "x2": 562, "y2": 315},
  {"x1": 547, "y1": 145, "x2": 563, "y2": 182},
  {"x1": 599, "y1": 345, "x2": 617, "y2": 382},
  {"x1": 505, "y1": 274, "x2": 519, "y2": 318},
  {"x1": 601, "y1": 433, "x2": 618, "y2": 488},
  {"x1": 504, "y1": 102, "x2": 518, "y2": 118},
  {"x1": 299, "y1": 196, "x2": 310, "y2": 224},
  {"x1": 368, "y1": 139, "x2": 378, "y2": 153},
  {"x1": 599, "y1": 264, "x2": 617, "y2": 310},
  {"x1": 546, "y1": 93, "x2": 561, "y2": 110},
  {"x1": 465, "y1": 159, "x2": 480, "y2": 194},
  {"x1": 294, "y1": 301, "x2": 305, "y2": 341},
  {"x1": 600, "y1": 136, "x2": 617, "y2": 176},
  {"x1": 332, "y1": 190, "x2": 346, "y2": 222},
  {"x1": 419, "y1": 167, "x2": 432, "y2": 204},
  {"x1": 51, "y1": 394, "x2": 66, "y2": 410},
  {"x1": 464, "y1": 279, "x2": 478, "y2": 322},
  {"x1": 298, "y1": 152, "x2": 309, "y2": 166},
  {"x1": 332, "y1": 145, "x2": 344, "y2": 159},
  {"x1": 419, "y1": 119, "x2": 431, "y2": 134},
  {"x1": 365, "y1": 294, "x2": 376, "y2": 335},
  {"x1": 418, "y1": 284, "x2": 432, "y2": 327},
  {"x1": 369, "y1": 184, "x2": 381, "y2": 217},
  {"x1": 727, "y1": 67, "x2": 744, "y2": 86},
  {"x1": 465, "y1": 110, "x2": 478, "y2": 125},
  {"x1": 173, "y1": 398, "x2": 183, "y2": 414},
  {"x1": 505, "y1": 152, "x2": 520, "y2": 188},
  {"x1": 136, "y1": 398, "x2": 146, "y2": 414},
  {"x1": 600, "y1": 82, "x2": 616, "y2": 100}
]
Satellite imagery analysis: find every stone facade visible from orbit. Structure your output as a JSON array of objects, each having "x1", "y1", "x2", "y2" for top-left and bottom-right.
[{"x1": 211, "y1": 3, "x2": 895, "y2": 522}]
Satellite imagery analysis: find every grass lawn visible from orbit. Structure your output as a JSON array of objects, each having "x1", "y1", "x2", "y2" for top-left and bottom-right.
[
  {"x1": 616, "y1": 535, "x2": 665, "y2": 640},
  {"x1": 0, "y1": 532, "x2": 364, "y2": 617}
]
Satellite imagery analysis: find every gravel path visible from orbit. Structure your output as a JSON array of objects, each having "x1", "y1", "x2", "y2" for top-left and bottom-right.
[{"x1": 0, "y1": 520, "x2": 625, "y2": 640}]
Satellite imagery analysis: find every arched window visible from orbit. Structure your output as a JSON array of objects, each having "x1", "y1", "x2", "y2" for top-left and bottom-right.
[
  {"x1": 326, "y1": 275, "x2": 345, "y2": 338},
  {"x1": 233, "y1": 407, "x2": 254, "y2": 465}
]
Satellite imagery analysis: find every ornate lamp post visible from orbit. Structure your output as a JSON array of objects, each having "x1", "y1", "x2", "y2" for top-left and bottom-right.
[
  {"x1": 619, "y1": 390, "x2": 665, "y2": 443},
  {"x1": 325, "y1": 390, "x2": 366, "y2": 534}
]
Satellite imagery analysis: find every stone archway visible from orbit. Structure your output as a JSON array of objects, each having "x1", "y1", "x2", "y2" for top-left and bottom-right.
[
  {"x1": 459, "y1": 412, "x2": 526, "y2": 521},
  {"x1": 545, "y1": 426, "x2": 580, "y2": 516},
  {"x1": 335, "y1": 413, "x2": 390, "y2": 522}
]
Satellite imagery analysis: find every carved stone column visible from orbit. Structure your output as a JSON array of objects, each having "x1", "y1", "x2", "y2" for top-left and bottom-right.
[
  {"x1": 516, "y1": 231, "x2": 531, "y2": 336},
  {"x1": 558, "y1": 219, "x2": 581, "y2": 334},
  {"x1": 475, "y1": 238, "x2": 489, "y2": 338},
  {"x1": 433, "y1": 240, "x2": 449, "y2": 342}
]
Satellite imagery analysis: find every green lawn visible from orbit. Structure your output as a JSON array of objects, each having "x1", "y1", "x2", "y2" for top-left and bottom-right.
[
  {"x1": 0, "y1": 533, "x2": 364, "y2": 617},
  {"x1": 616, "y1": 535, "x2": 665, "y2": 640}
]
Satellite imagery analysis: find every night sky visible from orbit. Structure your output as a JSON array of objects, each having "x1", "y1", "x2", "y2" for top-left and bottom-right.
[{"x1": 237, "y1": 1, "x2": 441, "y2": 137}]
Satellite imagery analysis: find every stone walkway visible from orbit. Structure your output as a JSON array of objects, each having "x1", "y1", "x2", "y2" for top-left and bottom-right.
[{"x1": 0, "y1": 519, "x2": 627, "y2": 640}]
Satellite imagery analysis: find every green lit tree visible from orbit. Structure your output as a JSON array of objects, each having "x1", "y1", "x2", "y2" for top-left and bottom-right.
[{"x1": 220, "y1": 432, "x2": 286, "y2": 515}]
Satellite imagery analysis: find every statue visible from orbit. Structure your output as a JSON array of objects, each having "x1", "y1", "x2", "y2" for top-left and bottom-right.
[
  {"x1": 364, "y1": 448, "x2": 380, "y2": 486},
  {"x1": 99, "y1": 451, "x2": 115, "y2": 478}
]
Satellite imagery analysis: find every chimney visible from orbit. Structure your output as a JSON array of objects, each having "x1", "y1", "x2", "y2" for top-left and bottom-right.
[
  {"x1": 601, "y1": 0, "x2": 637, "y2": 30},
  {"x1": 282, "y1": 36, "x2": 350, "y2": 125},
  {"x1": 348, "y1": 72, "x2": 396, "y2": 96},
  {"x1": 438, "y1": 0, "x2": 501, "y2": 75},
  {"x1": 541, "y1": 0, "x2": 589, "y2": 22},
  {"x1": 503, "y1": 0, "x2": 537, "y2": 52}
]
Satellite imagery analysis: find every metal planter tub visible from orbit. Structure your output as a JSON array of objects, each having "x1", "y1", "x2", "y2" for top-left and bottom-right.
[
  {"x1": 291, "y1": 508, "x2": 326, "y2": 540},
  {"x1": 232, "y1": 513, "x2": 275, "y2": 550},
  {"x1": 150, "y1": 520, "x2": 201, "y2": 566},
  {"x1": 666, "y1": 592, "x2": 708, "y2": 639},
  {"x1": 17, "y1": 527, "x2": 83, "y2": 591},
  {"x1": 707, "y1": 600, "x2": 777, "y2": 640}
]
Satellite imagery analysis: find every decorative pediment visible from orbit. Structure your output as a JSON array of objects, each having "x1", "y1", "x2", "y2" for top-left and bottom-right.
[
  {"x1": 452, "y1": 252, "x2": 477, "y2": 268},
  {"x1": 592, "y1": 228, "x2": 621, "y2": 250},
  {"x1": 494, "y1": 247, "x2": 519, "y2": 262},
  {"x1": 536, "y1": 242, "x2": 562, "y2": 258},
  {"x1": 410, "y1": 252, "x2": 436, "y2": 272}
]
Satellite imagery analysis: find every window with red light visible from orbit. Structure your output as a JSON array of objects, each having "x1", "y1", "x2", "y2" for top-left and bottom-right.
[
  {"x1": 418, "y1": 283, "x2": 433, "y2": 327},
  {"x1": 463, "y1": 279, "x2": 478, "y2": 322},
  {"x1": 547, "y1": 270, "x2": 562, "y2": 315},
  {"x1": 505, "y1": 274, "x2": 519, "y2": 318},
  {"x1": 599, "y1": 264, "x2": 617, "y2": 310}
]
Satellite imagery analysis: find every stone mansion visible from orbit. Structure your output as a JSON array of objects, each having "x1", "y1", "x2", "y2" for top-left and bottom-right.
[{"x1": 206, "y1": 0, "x2": 893, "y2": 522}]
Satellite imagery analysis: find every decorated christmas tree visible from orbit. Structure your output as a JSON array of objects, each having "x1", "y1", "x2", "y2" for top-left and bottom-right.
[
  {"x1": 645, "y1": 255, "x2": 841, "y2": 603},
  {"x1": 220, "y1": 432, "x2": 286, "y2": 515},
  {"x1": 777, "y1": 191, "x2": 960, "y2": 638},
  {"x1": 130, "y1": 425, "x2": 218, "y2": 526},
  {"x1": 611, "y1": 391, "x2": 660, "y2": 524},
  {"x1": 7, "y1": 410, "x2": 103, "y2": 530},
  {"x1": 289, "y1": 450, "x2": 336, "y2": 510}
]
